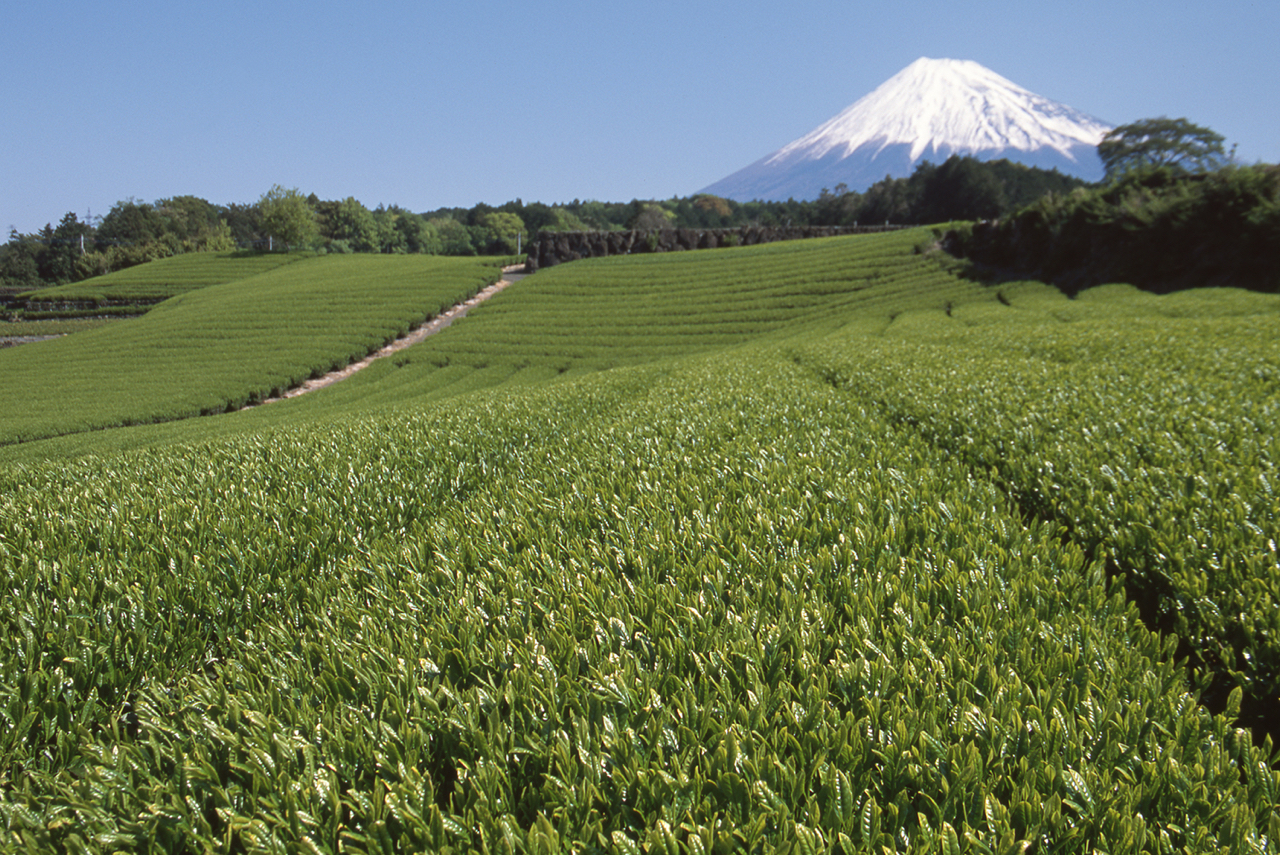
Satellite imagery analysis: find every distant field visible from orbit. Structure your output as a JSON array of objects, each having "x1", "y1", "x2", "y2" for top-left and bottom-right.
[
  {"x1": 279, "y1": 229, "x2": 995, "y2": 415},
  {"x1": 0, "y1": 230, "x2": 979, "y2": 448},
  {"x1": 20, "y1": 250, "x2": 306, "y2": 303},
  {"x1": 424, "y1": 229, "x2": 985, "y2": 369},
  {"x1": 2, "y1": 232, "x2": 1278, "y2": 852},
  {"x1": 0, "y1": 254, "x2": 505, "y2": 445}
]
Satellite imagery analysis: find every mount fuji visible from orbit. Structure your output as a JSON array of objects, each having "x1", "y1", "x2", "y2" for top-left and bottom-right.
[{"x1": 700, "y1": 57, "x2": 1112, "y2": 202}]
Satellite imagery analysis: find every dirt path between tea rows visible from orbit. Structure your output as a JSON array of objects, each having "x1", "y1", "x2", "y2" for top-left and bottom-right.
[
  {"x1": 0, "y1": 335, "x2": 64, "y2": 348},
  {"x1": 248, "y1": 265, "x2": 526, "y2": 407}
]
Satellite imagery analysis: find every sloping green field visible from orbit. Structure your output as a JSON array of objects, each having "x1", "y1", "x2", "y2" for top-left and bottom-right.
[
  {"x1": 21, "y1": 251, "x2": 307, "y2": 303},
  {"x1": 0, "y1": 254, "x2": 504, "y2": 445},
  {"x1": 238, "y1": 230, "x2": 994, "y2": 416},
  {"x1": 2, "y1": 232, "x2": 1278, "y2": 853}
]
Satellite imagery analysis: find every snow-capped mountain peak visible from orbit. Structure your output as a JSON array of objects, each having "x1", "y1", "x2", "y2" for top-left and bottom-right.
[
  {"x1": 701, "y1": 57, "x2": 1111, "y2": 202},
  {"x1": 777, "y1": 57, "x2": 1110, "y2": 163}
]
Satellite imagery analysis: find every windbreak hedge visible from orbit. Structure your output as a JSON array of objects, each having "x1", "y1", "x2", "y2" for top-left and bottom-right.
[{"x1": 948, "y1": 164, "x2": 1280, "y2": 294}]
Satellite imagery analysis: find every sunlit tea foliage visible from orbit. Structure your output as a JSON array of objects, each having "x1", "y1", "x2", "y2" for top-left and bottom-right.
[{"x1": 2, "y1": 232, "x2": 1277, "y2": 852}]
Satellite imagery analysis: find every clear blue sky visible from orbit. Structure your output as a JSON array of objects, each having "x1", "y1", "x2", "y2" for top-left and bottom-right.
[{"x1": 3, "y1": 0, "x2": 1276, "y2": 233}]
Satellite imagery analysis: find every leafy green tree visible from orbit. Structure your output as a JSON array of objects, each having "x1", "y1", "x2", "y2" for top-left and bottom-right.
[
  {"x1": 477, "y1": 211, "x2": 526, "y2": 254},
  {"x1": 372, "y1": 207, "x2": 408, "y2": 254},
  {"x1": 1098, "y1": 117, "x2": 1229, "y2": 179},
  {"x1": 329, "y1": 197, "x2": 379, "y2": 252},
  {"x1": 544, "y1": 207, "x2": 590, "y2": 232},
  {"x1": 393, "y1": 211, "x2": 441, "y2": 254},
  {"x1": 430, "y1": 217, "x2": 476, "y2": 255},
  {"x1": 258, "y1": 185, "x2": 319, "y2": 249},
  {"x1": 192, "y1": 221, "x2": 236, "y2": 252},
  {"x1": 155, "y1": 196, "x2": 219, "y2": 241},
  {"x1": 96, "y1": 199, "x2": 164, "y2": 248}
]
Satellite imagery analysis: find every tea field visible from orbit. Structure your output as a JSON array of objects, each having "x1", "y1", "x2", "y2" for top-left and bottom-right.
[
  {"x1": 0, "y1": 254, "x2": 506, "y2": 446},
  {"x1": 20, "y1": 251, "x2": 308, "y2": 305},
  {"x1": 790, "y1": 283, "x2": 1280, "y2": 736},
  {"x1": 1, "y1": 232, "x2": 1278, "y2": 852}
]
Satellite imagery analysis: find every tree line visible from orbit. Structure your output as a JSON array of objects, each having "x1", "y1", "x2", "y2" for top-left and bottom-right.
[
  {"x1": 8, "y1": 139, "x2": 1198, "y2": 292},
  {"x1": 947, "y1": 162, "x2": 1280, "y2": 294},
  {"x1": 943, "y1": 118, "x2": 1279, "y2": 293}
]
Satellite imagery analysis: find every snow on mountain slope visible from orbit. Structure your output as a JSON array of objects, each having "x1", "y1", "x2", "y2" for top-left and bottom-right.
[{"x1": 700, "y1": 57, "x2": 1112, "y2": 202}]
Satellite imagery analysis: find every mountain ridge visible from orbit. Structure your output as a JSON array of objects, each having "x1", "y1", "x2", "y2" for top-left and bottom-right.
[{"x1": 701, "y1": 57, "x2": 1112, "y2": 202}]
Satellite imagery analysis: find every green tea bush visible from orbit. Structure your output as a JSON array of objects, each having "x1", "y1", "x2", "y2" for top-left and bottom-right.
[{"x1": 787, "y1": 286, "x2": 1280, "y2": 738}]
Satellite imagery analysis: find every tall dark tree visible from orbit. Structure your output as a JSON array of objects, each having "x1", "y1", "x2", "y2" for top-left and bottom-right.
[
  {"x1": 96, "y1": 199, "x2": 164, "y2": 248},
  {"x1": 914, "y1": 156, "x2": 1007, "y2": 223},
  {"x1": 0, "y1": 230, "x2": 42, "y2": 290},
  {"x1": 221, "y1": 202, "x2": 262, "y2": 246},
  {"x1": 41, "y1": 212, "x2": 93, "y2": 283},
  {"x1": 858, "y1": 175, "x2": 915, "y2": 224},
  {"x1": 983, "y1": 159, "x2": 1088, "y2": 209}
]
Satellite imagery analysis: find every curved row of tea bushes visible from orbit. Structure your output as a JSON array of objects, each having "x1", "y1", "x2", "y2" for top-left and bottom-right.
[
  {"x1": 396, "y1": 229, "x2": 988, "y2": 374},
  {"x1": 250, "y1": 230, "x2": 988, "y2": 421},
  {"x1": 786, "y1": 284, "x2": 1280, "y2": 740}
]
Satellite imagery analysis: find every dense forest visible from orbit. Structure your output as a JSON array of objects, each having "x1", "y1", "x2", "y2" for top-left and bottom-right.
[{"x1": 1, "y1": 156, "x2": 1086, "y2": 292}]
